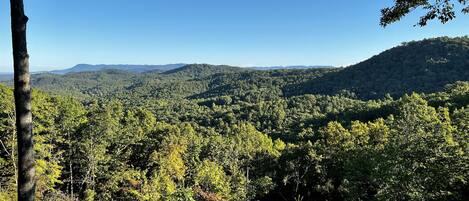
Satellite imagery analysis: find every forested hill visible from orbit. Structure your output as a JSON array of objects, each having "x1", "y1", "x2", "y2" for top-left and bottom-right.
[
  {"x1": 287, "y1": 36, "x2": 469, "y2": 99},
  {"x1": 1, "y1": 79, "x2": 469, "y2": 201},
  {"x1": 161, "y1": 64, "x2": 250, "y2": 78},
  {"x1": 18, "y1": 37, "x2": 469, "y2": 101},
  {"x1": 26, "y1": 66, "x2": 335, "y2": 101},
  {"x1": 5, "y1": 37, "x2": 469, "y2": 101}
]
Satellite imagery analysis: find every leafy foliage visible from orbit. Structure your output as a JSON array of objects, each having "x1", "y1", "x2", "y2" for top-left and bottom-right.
[
  {"x1": 288, "y1": 37, "x2": 469, "y2": 99},
  {"x1": 381, "y1": 0, "x2": 469, "y2": 26}
]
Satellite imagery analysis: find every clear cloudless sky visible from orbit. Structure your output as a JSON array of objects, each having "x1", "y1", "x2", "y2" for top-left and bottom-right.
[{"x1": 1, "y1": 0, "x2": 469, "y2": 72}]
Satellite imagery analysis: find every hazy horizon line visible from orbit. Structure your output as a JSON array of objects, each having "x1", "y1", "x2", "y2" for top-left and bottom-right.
[{"x1": 0, "y1": 63, "x2": 339, "y2": 73}]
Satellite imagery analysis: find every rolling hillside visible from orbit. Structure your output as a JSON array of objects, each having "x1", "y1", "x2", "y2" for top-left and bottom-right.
[
  {"x1": 162, "y1": 64, "x2": 250, "y2": 78},
  {"x1": 286, "y1": 37, "x2": 469, "y2": 99},
  {"x1": 7, "y1": 37, "x2": 469, "y2": 101}
]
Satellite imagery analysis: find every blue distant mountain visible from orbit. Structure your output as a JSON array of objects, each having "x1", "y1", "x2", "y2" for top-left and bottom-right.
[
  {"x1": 49, "y1": 64, "x2": 334, "y2": 74},
  {"x1": 50, "y1": 64, "x2": 187, "y2": 74},
  {"x1": 0, "y1": 64, "x2": 334, "y2": 82},
  {"x1": 0, "y1": 73, "x2": 12, "y2": 81}
]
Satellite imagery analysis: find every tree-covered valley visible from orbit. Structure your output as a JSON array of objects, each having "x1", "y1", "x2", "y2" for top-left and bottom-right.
[{"x1": 1, "y1": 37, "x2": 469, "y2": 201}]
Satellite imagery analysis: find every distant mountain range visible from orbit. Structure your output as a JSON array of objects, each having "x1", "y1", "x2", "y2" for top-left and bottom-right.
[
  {"x1": 50, "y1": 64, "x2": 333, "y2": 74},
  {"x1": 3, "y1": 37, "x2": 468, "y2": 100},
  {"x1": 49, "y1": 63, "x2": 188, "y2": 74},
  {"x1": 0, "y1": 73, "x2": 12, "y2": 82},
  {"x1": 0, "y1": 64, "x2": 334, "y2": 80}
]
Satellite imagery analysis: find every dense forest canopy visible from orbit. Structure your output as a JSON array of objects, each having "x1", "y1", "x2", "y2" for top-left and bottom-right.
[
  {"x1": 0, "y1": 37, "x2": 468, "y2": 200},
  {"x1": 289, "y1": 37, "x2": 469, "y2": 99}
]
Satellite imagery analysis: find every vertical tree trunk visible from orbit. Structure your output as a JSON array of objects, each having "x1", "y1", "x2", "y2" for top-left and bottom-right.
[
  {"x1": 10, "y1": 0, "x2": 35, "y2": 201},
  {"x1": 69, "y1": 133, "x2": 74, "y2": 200}
]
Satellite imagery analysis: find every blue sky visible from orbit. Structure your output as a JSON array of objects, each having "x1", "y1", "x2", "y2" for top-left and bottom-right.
[{"x1": 1, "y1": 0, "x2": 468, "y2": 72}]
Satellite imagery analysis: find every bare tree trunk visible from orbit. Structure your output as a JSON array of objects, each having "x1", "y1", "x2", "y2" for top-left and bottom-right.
[
  {"x1": 69, "y1": 132, "x2": 74, "y2": 200},
  {"x1": 10, "y1": 0, "x2": 35, "y2": 201}
]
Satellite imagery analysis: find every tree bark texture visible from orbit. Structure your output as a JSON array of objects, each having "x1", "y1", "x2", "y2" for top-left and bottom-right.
[{"x1": 10, "y1": 0, "x2": 36, "y2": 200}]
